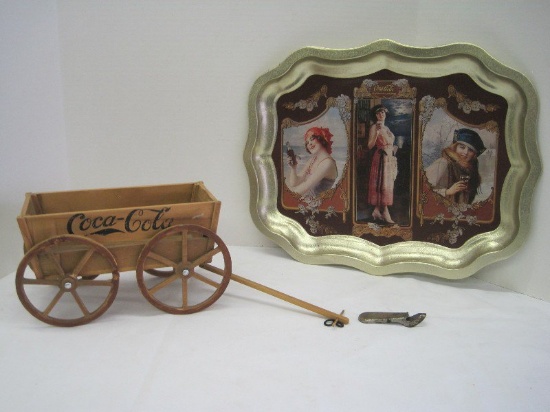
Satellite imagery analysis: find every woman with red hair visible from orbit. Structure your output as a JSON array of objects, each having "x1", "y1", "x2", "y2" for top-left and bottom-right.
[{"x1": 286, "y1": 127, "x2": 338, "y2": 196}]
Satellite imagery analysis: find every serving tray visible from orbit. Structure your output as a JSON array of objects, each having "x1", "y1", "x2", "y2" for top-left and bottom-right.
[{"x1": 245, "y1": 40, "x2": 540, "y2": 278}]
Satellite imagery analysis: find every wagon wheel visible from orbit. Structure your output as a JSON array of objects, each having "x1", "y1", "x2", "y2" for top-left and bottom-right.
[
  {"x1": 15, "y1": 235, "x2": 119, "y2": 327},
  {"x1": 136, "y1": 224, "x2": 232, "y2": 314}
]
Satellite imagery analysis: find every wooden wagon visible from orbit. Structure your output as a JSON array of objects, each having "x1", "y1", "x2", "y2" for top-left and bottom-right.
[{"x1": 16, "y1": 182, "x2": 350, "y2": 327}]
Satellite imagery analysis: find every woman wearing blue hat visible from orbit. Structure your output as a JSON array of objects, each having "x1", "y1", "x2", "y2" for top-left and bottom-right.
[{"x1": 425, "y1": 128, "x2": 485, "y2": 204}]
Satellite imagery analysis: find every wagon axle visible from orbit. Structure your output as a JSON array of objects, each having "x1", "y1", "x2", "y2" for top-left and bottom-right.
[{"x1": 62, "y1": 279, "x2": 75, "y2": 290}]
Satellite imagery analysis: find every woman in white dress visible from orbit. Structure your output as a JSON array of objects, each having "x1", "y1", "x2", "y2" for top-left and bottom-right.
[{"x1": 367, "y1": 105, "x2": 398, "y2": 224}]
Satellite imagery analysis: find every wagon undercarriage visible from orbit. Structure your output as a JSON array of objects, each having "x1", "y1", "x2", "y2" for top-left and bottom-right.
[{"x1": 16, "y1": 224, "x2": 231, "y2": 326}]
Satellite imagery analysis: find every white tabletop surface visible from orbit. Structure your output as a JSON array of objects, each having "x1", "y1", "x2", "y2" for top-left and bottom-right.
[{"x1": 2, "y1": 246, "x2": 550, "y2": 411}]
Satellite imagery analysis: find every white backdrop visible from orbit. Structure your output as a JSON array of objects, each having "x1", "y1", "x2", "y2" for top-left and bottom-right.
[{"x1": 1, "y1": 1, "x2": 549, "y2": 300}]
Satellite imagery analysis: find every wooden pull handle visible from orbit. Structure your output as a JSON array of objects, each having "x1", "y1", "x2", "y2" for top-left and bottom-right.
[{"x1": 201, "y1": 263, "x2": 349, "y2": 325}]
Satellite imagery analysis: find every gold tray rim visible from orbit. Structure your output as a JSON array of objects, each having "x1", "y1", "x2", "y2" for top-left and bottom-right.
[{"x1": 244, "y1": 39, "x2": 541, "y2": 279}]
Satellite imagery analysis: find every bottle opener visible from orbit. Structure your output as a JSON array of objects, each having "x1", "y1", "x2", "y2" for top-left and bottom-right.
[{"x1": 358, "y1": 312, "x2": 426, "y2": 327}]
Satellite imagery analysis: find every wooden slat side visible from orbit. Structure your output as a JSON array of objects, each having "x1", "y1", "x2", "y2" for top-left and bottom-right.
[
  {"x1": 30, "y1": 194, "x2": 43, "y2": 214},
  {"x1": 19, "y1": 199, "x2": 217, "y2": 245},
  {"x1": 210, "y1": 201, "x2": 221, "y2": 233},
  {"x1": 16, "y1": 215, "x2": 35, "y2": 252},
  {"x1": 19, "y1": 193, "x2": 33, "y2": 216},
  {"x1": 33, "y1": 182, "x2": 199, "y2": 214},
  {"x1": 192, "y1": 181, "x2": 218, "y2": 203},
  {"x1": 200, "y1": 181, "x2": 218, "y2": 201},
  {"x1": 17, "y1": 193, "x2": 38, "y2": 252}
]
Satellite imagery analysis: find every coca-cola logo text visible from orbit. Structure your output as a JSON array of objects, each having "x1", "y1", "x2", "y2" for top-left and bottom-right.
[{"x1": 67, "y1": 207, "x2": 174, "y2": 236}]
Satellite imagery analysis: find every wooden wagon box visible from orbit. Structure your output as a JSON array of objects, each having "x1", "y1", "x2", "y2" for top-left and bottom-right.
[{"x1": 17, "y1": 182, "x2": 221, "y2": 275}]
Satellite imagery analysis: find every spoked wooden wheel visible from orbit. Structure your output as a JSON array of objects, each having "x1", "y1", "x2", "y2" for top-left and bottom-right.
[
  {"x1": 15, "y1": 235, "x2": 119, "y2": 327},
  {"x1": 136, "y1": 224, "x2": 232, "y2": 314}
]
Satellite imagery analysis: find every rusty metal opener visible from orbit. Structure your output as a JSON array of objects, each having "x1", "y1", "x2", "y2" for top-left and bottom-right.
[{"x1": 358, "y1": 312, "x2": 426, "y2": 327}]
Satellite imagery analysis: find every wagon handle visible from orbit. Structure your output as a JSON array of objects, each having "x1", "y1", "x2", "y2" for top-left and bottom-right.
[{"x1": 200, "y1": 263, "x2": 349, "y2": 325}]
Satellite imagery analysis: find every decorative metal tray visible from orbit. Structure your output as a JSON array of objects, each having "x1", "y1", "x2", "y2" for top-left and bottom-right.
[{"x1": 244, "y1": 40, "x2": 540, "y2": 278}]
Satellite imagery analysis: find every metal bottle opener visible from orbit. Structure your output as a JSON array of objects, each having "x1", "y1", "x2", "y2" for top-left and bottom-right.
[{"x1": 358, "y1": 312, "x2": 426, "y2": 327}]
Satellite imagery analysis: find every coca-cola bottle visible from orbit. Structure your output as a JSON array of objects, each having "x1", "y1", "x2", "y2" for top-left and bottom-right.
[{"x1": 286, "y1": 141, "x2": 297, "y2": 166}]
